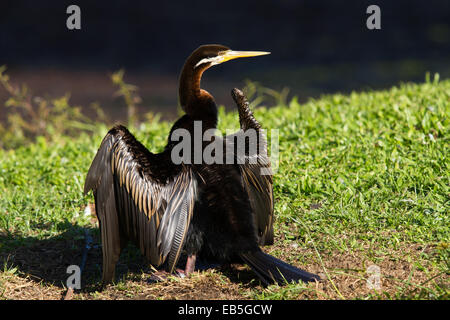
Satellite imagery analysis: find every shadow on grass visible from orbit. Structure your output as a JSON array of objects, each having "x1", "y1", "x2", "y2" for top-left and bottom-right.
[
  {"x1": 0, "y1": 222, "x2": 150, "y2": 297},
  {"x1": 0, "y1": 222, "x2": 263, "y2": 298}
]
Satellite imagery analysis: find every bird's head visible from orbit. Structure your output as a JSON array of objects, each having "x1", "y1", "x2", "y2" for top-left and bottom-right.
[
  {"x1": 189, "y1": 44, "x2": 270, "y2": 71},
  {"x1": 179, "y1": 44, "x2": 270, "y2": 110}
]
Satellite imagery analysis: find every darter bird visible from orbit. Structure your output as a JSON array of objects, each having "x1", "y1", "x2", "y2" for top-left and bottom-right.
[{"x1": 84, "y1": 44, "x2": 320, "y2": 286}]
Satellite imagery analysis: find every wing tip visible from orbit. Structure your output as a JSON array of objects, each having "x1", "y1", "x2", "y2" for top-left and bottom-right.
[
  {"x1": 231, "y1": 88, "x2": 245, "y2": 102},
  {"x1": 83, "y1": 183, "x2": 92, "y2": 195},
  {"x1": 83, "y1": 125, "x2": 125, "y2": 196}
]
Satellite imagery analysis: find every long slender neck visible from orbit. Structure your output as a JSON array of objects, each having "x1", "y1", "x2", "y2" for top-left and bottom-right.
[{"x1": 179, "y1": 63, "x2": 217, "y2": 121}]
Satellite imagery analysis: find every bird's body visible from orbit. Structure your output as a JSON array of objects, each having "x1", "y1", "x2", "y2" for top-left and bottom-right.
[{"x1": 84, "y1": 45, "x2": 319, "y2": 286}]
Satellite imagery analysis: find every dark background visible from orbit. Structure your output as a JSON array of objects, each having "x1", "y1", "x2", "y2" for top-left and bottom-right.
[{"x1": 1, "y1": 0, "x2": 449, "y2": 120}]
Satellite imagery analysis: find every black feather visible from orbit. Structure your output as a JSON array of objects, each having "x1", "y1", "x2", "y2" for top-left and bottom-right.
[
  {"x1": 84, "y1": 125, "x2": 197, "y2": 284},
  {"x1": 240, "y1": 250, "x2": 321, "y2": 285}
]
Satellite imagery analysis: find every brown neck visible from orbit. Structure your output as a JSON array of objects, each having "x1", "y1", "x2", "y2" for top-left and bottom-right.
[{"x1": 179, "y1": 63, "x2": 217, "y2": 120}]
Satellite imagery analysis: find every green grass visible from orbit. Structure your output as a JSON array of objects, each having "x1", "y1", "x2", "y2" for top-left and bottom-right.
[{"x1": 0, "y1": 76, "x2": 448, "y2": 300}]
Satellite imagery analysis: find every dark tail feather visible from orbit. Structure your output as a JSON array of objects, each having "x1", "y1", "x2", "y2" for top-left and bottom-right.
[{"x1": 239, "y1": 250, "x2": 320, "y2": 285}]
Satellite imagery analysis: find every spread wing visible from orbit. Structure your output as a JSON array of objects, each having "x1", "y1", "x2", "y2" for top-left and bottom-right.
[
  {"x1": 228, "y1": 88, "x2": 274, "y2": 245},
  {"x1": 84, "y1": 125, "x2": 197, "y2": 282}
]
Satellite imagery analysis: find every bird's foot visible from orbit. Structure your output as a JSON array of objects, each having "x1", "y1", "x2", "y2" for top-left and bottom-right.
[
  {"x1": 175, "y1": 269, "x2": 187, "y2": 278},
  {"x1": 148, "y1": 255, "x2": 197, "y2": 283},
  {"x1": 173, "y1": 254, "x2": 197, "y2": 278},
  {"x1": 148, "y1": 270, "x2": 174, "y2": 283}
]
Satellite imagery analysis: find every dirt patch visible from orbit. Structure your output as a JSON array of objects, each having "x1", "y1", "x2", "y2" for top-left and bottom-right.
[
  {"x1": 264, "y1": 241, "x2": 448, "y2": 299},
  {"x1": 1, "y1": 229, "x2": 447, "y2": 300},
  {"x1": 85, "y1": 269, "x2": 251, "y2": 300}
]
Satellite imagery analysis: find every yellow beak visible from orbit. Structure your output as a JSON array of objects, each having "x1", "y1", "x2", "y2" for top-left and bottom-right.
[{"x1": 219, "y1": 50, "x2": 271, "y2": 63}]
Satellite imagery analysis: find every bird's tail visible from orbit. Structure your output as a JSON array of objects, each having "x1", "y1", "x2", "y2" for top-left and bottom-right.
[{"x1": 239, "y1": 250, "x2": 320, "y2": 286}]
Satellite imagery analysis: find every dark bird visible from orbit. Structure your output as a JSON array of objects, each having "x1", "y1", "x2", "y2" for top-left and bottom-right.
[{"x1": 84, "y1": 44, "x2": 320, "y2": 286}]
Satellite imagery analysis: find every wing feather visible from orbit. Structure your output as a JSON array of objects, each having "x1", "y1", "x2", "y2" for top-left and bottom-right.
[
  {"x1": 84, "y1": 125, "x2": 197, "y2": 276},
  {"x1": 228, "y1": 88, "x2": 274, "y2": 245}
]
